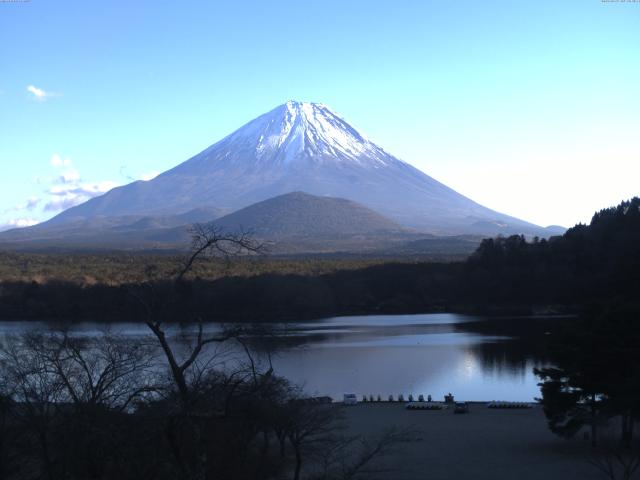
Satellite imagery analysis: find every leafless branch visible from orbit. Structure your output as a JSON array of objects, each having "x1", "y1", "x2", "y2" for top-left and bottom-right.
[
  {"x1": 176, "y1": 223, "x2": 264, "y2": 282},
  {"x1": 589, "y1": 443, "x2": 640, "y2": 480}
]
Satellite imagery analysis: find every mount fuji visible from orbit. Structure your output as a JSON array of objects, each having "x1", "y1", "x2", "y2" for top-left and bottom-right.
[{"x1": 4, "y1": 101, "x2": 561, "y2": 249}]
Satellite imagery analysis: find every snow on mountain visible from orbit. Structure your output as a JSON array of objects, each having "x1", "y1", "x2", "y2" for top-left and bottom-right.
[
  {"x1": 224, "y1": 101, "x2": 387, "y2": 166},
  {"x1": 39, "y1": 100, "x2": 548, "y2": 236},
  {"x1": 172, "y1": 101, "x2": 399, "y2": 174}
]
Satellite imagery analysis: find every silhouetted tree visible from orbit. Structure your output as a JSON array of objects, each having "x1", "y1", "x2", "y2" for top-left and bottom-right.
[
  {"x1": 588, "y1": 431, "x2": 640, "y2": 480},
  {"x1": 0, "y1": 330, "x2": 157, "y2": 479},
  {"x1": 536, "y1": 303, "x2": 640, "y2": 447}
]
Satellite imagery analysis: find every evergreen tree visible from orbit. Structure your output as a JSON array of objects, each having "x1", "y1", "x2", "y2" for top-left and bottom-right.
[{"x1": 536, "y1": 303, "x2": 640, "y2": 446}]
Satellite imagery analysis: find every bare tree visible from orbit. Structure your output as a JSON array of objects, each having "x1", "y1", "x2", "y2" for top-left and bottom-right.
[
  {"x1": 284, "y1": 402, "x2": 343, "y2": 480},
  {"x1": 312, "y1": 426, "x2": 412, "y2": 480},
  {"x1": 176, "y1": 223, "x2": 263, "y2": 283},
  {"x1": 0, "y1": 391, "x2": 16, "y2": 480},
  {"x1": 126, "y1": 224, "x2": 264, "y2": 480},
  {"x1": 0, "y1": 334, "x2": 68, "y2": 480},
  {"x1": 281, "y1": 399, "x2": 412, "y2": 480},
  {"x1": 35, "y1": 330, "x2": 157, "y2": 411},
  {"x1": 152, "y1": 224, "x2": 261, "y2": 397},
  {"x1": 0, "y1": 330, "x2": 159, "y2": 480},
  {"x1": 589, "y1": 433, "x2": 640, "y2": 480}
]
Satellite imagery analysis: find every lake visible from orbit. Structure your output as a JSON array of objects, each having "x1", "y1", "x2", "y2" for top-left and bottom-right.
[{"x1": 0, "y1": 313, "x2": 559, "y2": 401}]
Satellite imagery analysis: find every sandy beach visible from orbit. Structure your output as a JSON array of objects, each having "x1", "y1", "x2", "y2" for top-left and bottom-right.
[{"x1": 342, "y1": 403, "x2": 601, "y2": 480}]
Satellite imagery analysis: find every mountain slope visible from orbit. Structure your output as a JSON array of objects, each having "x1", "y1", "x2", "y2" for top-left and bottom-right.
[
  {"x1": 212, "y1": 191, "x2": 403, "y2": 238},
  {"x1": 36, "y1": 101, "x2": 552, "y2": 237},
  {"x1": 0, "y1": 207, "x2": 223, "y2": 242},
  {"x1": 0, "y1": 192, "x2": 480, "y2": 256}
]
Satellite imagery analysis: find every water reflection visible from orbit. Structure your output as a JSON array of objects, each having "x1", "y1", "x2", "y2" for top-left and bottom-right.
[
  {"x1": 261, "y1": 313, "x2": 566, "y2": 401},
  {"x1": 0, "y1": 314, "x2": 570, "y2": 401}
]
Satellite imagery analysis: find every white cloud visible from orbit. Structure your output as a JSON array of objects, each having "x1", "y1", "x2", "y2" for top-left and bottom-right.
[
  {"x1": 9, "y1": 218, "x2": 39, "y2": 227},
  {"x1": 50, "y1": 153, "x2": 82, "y2": 185},
  {"x1": 44, "y1": 180, "x2": 120, "y2": 211},
  {"x1": 3, "y1": 196, "x2": 41, "y2": 214},
  {"x1": 140, "y1": 171, "x2": 159, "y2": 181},
  {"x1": 27, "y1": 85, "x2": 46, "y2": 98},
  {"x1": 80, "y1": 181, "x2": 120, "y2": 195},
  {"x1": 0, "y1": 218, "x2": 40, "y2": 231},
  {"x1": 27, "y1": 85, "x2": 58, "y2": 101},
  {"x1": 58, "y1": 169, "x2": 81, "y2": 184},
  {"x1": 0, "y1": 153, "x2": 122, "y2": 222},
  {"x1": 118, "y1": 166, "x2": 160, "y2": 182},
  {"x1": 44, "y1": 194, "x2": 83, "y2": 212},
  {"x1": 26, "y1": 197, "x2": 40, "y2": 209},
  {"x1": 50, "y1": 153, "x2": 72, "y2": 167},
  {"x1": 0, "y1": 154, "x2": 121, "y2": 226}
]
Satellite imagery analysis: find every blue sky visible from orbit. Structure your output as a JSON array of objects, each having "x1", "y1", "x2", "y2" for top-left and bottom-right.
[{"x1": 1, "y1": 0, "x2": 638, "y2": 230}]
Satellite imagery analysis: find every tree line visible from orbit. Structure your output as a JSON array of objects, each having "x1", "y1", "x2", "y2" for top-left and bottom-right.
[
  {"x1": 3, "y1": 198, "x2": 639, "y2": 323},
  {"x1": 526, "y1": 199, "x2": 640, "y2": 478}
]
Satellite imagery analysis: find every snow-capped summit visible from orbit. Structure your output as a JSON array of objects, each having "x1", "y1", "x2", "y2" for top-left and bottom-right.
[
  {"x1": 223, "y1": 100, "x2": 384, "y2": 166},
  {"x1": 187, "y1": 100, "x2": 396, "y2": 172},
  {"x1": 41, "y1": 101, "x2": 548, "y2": 236}
]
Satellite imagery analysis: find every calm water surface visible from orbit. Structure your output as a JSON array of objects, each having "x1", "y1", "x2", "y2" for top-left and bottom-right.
[{"x1": 0, "y1": 313, "x2": 554, "y2": 401}]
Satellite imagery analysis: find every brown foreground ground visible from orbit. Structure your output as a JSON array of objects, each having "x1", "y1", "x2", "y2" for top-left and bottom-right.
[{"x1": 342, "y1": 403, "x2": 602, "y2": 480}]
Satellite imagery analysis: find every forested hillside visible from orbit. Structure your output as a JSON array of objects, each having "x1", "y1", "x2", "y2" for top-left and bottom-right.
[{"x1": 463, "y1": 197, "x2": 640, "y2": 307}]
